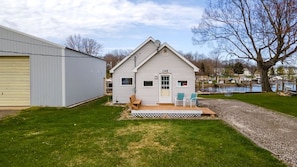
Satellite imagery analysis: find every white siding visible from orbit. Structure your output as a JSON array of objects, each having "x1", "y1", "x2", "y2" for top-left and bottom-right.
[
  {"x1": 30, "y1": 54, "x2": 63, "y2": 106},
  {"x1": 111, "y1": 72, "x2": 135, "y2": 103},
  {"x1": 136, "y1": 73, "x2": 158, "y2": 105},
  {"x1": 112, "y1": 41, "x2": 158, "y2": 103},
  {"x1": 112, "y1": 39, "x2": 197, "y2": 105},
  {"x1": 65, "y1": 49, "x2": 106, "y2": 106},
  {"x1": 134, "y1": 41, "x2": 157, "y2": 65},
  {"x1": 136, "y1": 48, "x2": 195, "y2": 105}
]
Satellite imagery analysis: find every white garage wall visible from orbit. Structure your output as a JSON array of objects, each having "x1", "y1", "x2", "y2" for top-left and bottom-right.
[
  {"x1": 1, "y1": 25, "x2": 106, "y2": 107},
  {"x1": 65, "y1": 49, "x2": 106, "y2": 106},
  {"x1": 0, "y1": 25, "x2": 64, "y2": 106}
]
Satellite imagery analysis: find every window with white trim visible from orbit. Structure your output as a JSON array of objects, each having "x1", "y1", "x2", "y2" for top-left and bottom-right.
[
  {"x1": 121, "y1": 78, "x2": 133, "y2": 86},
  {"x1": 177, "y1": 80, "x2": 188, "y2": 87},
  {"x1": 143, "y1": 81, "x2": 153, "y2": 87}
]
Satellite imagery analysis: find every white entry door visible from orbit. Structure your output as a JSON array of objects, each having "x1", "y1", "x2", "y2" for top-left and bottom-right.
[{"x1": 159, "y1": 75, "x2": 172, "y2": 103}]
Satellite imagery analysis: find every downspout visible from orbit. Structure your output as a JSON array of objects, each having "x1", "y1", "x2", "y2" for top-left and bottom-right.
[
  {"x1": 133, "y1": 40, "x2": 160, "y2": 94},
  {"x1": 134, "y1": 56, "x2": 136, "y2": 94}
]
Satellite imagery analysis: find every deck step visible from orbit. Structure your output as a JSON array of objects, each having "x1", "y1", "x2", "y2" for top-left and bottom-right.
[{"x1": 131, "y1": 110, "x2": 203, "y2": 118}]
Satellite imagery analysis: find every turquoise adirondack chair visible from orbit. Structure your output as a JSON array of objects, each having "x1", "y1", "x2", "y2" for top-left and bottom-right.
[
  {"x1": 175, "y1": 93, "x2": 186, "y2": 107},
  {"x1": 189, "y1": 93, "x2": 198, "y2": 107}
]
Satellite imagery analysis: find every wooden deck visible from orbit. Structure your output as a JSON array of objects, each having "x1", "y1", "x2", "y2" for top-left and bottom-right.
[{"x1": 135, "y1": 104, "x2": 216, "y2": 117}]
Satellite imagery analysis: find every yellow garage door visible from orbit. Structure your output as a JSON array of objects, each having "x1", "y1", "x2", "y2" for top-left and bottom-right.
[{"x1": 0, "y1": 56, "x2": 30, "y2": 106}]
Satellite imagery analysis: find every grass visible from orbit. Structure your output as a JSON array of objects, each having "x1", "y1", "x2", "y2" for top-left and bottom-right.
[
  {"x1": 200, "y1": 92, "x2": 297, "y2": 117},
  {"x1": 0, "y1": 96, "x2": 286, "y2": 167}
]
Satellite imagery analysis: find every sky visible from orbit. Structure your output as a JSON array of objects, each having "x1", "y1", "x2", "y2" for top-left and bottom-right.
[{"x1": 0, "y1": 0, "x2": 211, "y2": 56}]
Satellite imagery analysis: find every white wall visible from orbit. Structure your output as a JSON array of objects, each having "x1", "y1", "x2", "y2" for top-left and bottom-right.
[
  {"x1": 0, "y1": 25, "x2": 107, "y2": 107},
  {"x1": 136, "y1": 47, "x2": 196, "y2": 105},
  {"x1": 0, "y1": 25, "x2": 64, "y2": 106},
  {"x1": 111, "y1": 41, "x2": 158, "y2": 104},
  {"x1": 65, "y1": 49, "x2": 106, "y2": 106}
]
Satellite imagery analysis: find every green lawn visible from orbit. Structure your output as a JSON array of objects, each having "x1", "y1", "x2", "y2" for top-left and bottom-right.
[
  {"x1": 200, "y1": 92, "x2": 297, "y2": 117},
  {"x1": 0, "y1": 96, "x2": 286, "y2": 167}
]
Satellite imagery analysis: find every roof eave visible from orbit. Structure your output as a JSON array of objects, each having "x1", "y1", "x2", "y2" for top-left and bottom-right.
[
  {"x1": 0, "y1": 25, "x2": 65, "y2": 49},
  {"x1": 109, "y1": 37, "x2": 156, "y2": 73}
]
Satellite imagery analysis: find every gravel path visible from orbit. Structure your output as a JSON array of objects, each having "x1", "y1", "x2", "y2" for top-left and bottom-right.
[{"x1": 199, "y1": 98, "x2": 297, "y2": 167}]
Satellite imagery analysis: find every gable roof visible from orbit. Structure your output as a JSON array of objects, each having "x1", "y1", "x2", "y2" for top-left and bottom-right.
[
  {"x1": 133, "y1": 42, "x2": 199, "y2": 72},
  {"x1": 109, "y1": 37, "x2": 156, "y2": 73},
  {"x1": 65, "y1": 47, "x2": 105, "y2": 61},
  {"x1": 0, "y1": 25, "x2": 104, "y2": 60},
  {"x1": 110, "y1": 37, "x2": 199, "y2": 73},
  {"x1": 0, "y1": 24, "x2": 65, "y2": 48}
]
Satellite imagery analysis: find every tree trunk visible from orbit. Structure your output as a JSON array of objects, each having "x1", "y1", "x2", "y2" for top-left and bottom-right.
[{"x1": 260, "y1": 68, "x2": 272, "y2": 92}]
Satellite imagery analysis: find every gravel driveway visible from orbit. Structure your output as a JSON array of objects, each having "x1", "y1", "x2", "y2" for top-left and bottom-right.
[{"x1": 200, "y1": 98, "x2": 297, "y2": 167}]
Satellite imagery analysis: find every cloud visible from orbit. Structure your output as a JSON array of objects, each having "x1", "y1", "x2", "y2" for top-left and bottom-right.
[{"x1": 0, "y1": 0, "x2": 203, "y2": 41}]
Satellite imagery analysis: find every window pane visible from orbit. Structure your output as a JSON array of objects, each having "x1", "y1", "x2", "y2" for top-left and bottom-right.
[
  {"x1": 122, "y1": 78, "x2": 132, "y2": 85},
  {"x1": 144, "y1": 81, "x2": 153, "y2": 86},
  {"x1": 177, "y1": 80, "x2": 188, "y2": 87}
]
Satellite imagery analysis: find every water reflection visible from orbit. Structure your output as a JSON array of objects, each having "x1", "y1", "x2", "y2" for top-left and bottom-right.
[{"x1": 202, "y1": 82, "x2": 296, "y2": 93}]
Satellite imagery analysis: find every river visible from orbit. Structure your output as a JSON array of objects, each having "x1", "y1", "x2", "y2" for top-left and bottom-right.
[{"x1": 201, "y1": 81, "x2": 296, "y2": 93}]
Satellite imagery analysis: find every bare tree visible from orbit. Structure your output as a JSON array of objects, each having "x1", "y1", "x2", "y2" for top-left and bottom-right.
[
  {"x1": 192, "y1": 0, "x2": 297, "y2": 92},
  {"x1": 210, "y1": 49, "x2": 222, "y2": 81},
  {"x1": 66, "y1": 34, "x2": 103, "y2": 56},
  {"x1": 104, "y1": 49, "x2": 132, "y2": 78}
]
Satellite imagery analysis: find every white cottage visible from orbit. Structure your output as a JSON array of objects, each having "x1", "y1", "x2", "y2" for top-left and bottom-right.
[
  {"x1": 0, "y1": 25, "x2": 106, "y2": 107},
  {"x1": 110, "y1": 37, "x2": 199, "y2": 105}
]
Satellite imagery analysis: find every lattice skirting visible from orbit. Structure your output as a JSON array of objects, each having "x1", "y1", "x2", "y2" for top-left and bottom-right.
[{"x1": 131, "y1": 110, "x2": 203, "y2": 118}]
